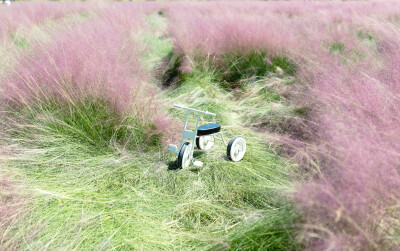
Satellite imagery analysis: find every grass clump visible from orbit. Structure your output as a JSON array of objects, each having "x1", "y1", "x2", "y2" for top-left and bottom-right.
[
  {"x1": 357, "y1": 30, "x2": 375, "y2": 41},
  {"x1": 9, "y1": 97, "x2": 162, "y2": 154},
  {"x1": 161, "y1": 50, "x2": 183, "y2": 86},
  {"x1": 329, "y1": 42, "x2": 345, "y2": 53},
  {"x1": 215, "y1": 50, "x2": 296, "y2": 89},
  {"x1": 228, "y1": 207, "x2": 301, "y2": 250},
  {"x1": 11, "y1": 34, "x2": 29, "y2": 49},
  {"x1": 158, "y1": 50, "x2": 297, "y2": 90},
  {"x1": 231, "y1": 77, "x2": 311, "y2": 141}
]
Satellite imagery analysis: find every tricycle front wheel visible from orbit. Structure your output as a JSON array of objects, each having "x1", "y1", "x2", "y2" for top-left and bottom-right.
[{"x1": 177, "y1": 142, "x2": 193, "y2": 169}]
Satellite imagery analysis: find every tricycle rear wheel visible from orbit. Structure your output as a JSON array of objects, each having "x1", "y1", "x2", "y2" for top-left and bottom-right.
[
  {"x1": 196, "y1": 135, "x2": 215, "y2": 151},
  {"x1": 227, "y1": 136, "x2": 246, "y2": 162},
  {"x1": 177, "y1": 142, "x2": 192, "y2": 169}
]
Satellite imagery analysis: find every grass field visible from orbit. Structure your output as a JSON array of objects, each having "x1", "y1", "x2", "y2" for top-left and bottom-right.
[{"x1": 1, "y1": 1, "x2": 400, "y2": 250}]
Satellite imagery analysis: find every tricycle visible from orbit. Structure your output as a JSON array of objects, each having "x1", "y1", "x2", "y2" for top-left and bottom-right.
[{"x1": 168, "y1": 104, "x2": 246, "y2": 169}]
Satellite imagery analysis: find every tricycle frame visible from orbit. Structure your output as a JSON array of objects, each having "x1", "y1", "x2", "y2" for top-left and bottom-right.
[{"x1": 168, "y1": 104, "x2": 246, "y2": 169}]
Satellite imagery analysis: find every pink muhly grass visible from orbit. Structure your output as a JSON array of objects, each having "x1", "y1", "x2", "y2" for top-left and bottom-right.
[
  {"x1": 165, "y1": 1, "x2": 400, "y2": 249},
  {"x1": 2, "y1": 1, "x2": 400, "y2": 249},
  {"x1": 166, "y1": 1, "x2": 400, "y2": 60},
  {"x1": 3, "y1": 19, "x2": 143, "y2": 112},
  {"x1": 0, "y1": 2, "x2": 89, "y2": 41},
  {"x1": 166, "y1": 2, "x2": 296, "y2": 58},
  {"x1": 1, "y1": 7, "x2": 175, "y2": 144},
  {"x1": 295, "y1": 19, "x2": 400, "y2": 250}
]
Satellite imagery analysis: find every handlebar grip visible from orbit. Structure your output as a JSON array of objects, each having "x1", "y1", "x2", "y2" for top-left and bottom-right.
[{"x1": 173, "y1": 104, "x2": 185, "y2": 109}]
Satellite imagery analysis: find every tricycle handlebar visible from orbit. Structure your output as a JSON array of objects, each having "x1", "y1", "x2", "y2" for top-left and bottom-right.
[{"x1": 173, "y1": 104, "x2": 216, "y2": 116}]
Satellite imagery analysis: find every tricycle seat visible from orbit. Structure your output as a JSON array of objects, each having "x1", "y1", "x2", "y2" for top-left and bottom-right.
[{"x1": 197, "y1": 123, "x2": 221, "y2": 136}]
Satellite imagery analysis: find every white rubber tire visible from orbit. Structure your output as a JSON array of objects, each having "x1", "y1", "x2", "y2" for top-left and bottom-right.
[
  {"x1": 177, "y1": 142, "x2": 193, "y2": 169},
  {"x1": 227, "y1": 136, "x2": 246, "y2": 162},
  {"x1": 196, "y1": 135, "x2": 215, "y2": 151}
]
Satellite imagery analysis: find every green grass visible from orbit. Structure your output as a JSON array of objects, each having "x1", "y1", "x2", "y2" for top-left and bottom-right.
[
  {"x1": 0, "y1": 11, "x2": 302, "y2": 250},
  {"x1": 216, "y1": 51, "x2": 296, "y2": 89},
  {"x1": 357, "y1": 30, "x2": 375, "y2": 41},
  {"x1": 10, "y1": 97, "x2": 162, "y2": 154},
  {"x1": 3, "y1": 130, "x2": 300, "y2": 250},
  {"x1": 157, "y1": 49, "x2": 297, "y2": 91},
  {"x1": 329, "y1": 42, "x2": 345, "y2": 53},
  {"x1": 11, "y1": 34, "x2": 29, "y2": 49}
]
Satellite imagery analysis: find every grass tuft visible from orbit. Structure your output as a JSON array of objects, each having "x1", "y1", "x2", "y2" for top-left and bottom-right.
[
  {"x1": 206, "y1": 50, "x2": 296, "y2": 90},
  {"x1": 329, "y1": 42, "x2": 345, "y2": 53},
  {"x1": 9, "y1": 97, "x2": 163, "y2": 154},
  {"x1": 161, "y1": 51, "x2": 183, "y2": 87}
]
